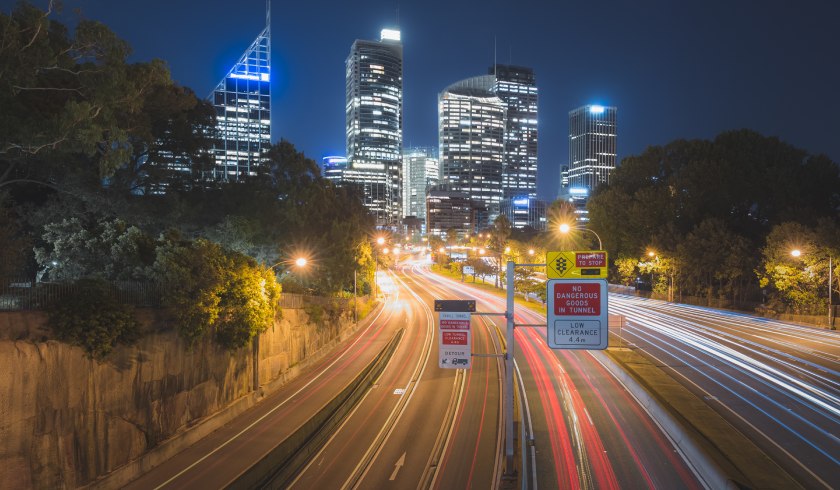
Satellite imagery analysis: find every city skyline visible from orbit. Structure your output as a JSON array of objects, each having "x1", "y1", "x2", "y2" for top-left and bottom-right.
[{"x1": 25, "y1": 0, "x2": 840, "y2": 200}]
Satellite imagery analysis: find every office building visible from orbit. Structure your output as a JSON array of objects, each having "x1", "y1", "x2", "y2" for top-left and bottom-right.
[
  {"x1": 321, "y1": 156, "x2": 348, "y2": 184},
  {"x1": 500, "y1": 197, "x2": 547, "y2": 230},
  {"x1": 567, "y1": 104, "x2": 617, "y2": 191},
  {"x1": 345, "y1": 29, "x2": 403, "y2": 226},
  {"x1": 402, "y1": 147, "x2": 439, "y2": 228},
  {"x1": 208, "y1": 15, "x2": 271, "y2": 182},
  {"x1": 426, "y1": 186, "x2": 476, "y2": 238},
  {"x1": 491, "y1": 65, "x2": 538, "y2": 200},
  {"x1": 438, "y1": 75, "x2": 506, "y2": 230}
]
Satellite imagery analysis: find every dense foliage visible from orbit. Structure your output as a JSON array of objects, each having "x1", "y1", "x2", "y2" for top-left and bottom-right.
[
  {"x1": 1, "y1": 3, "x2": 374, "y2": 354},
  {"x1": 47, "y1": 278, "x2": 140, "y2": 360},
  {"x1": 587, "y1": 130, "x2": 839, "y2": 311}
]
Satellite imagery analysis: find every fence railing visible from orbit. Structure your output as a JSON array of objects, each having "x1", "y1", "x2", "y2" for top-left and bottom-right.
[{"x1": 0, "y1": 280, "x2": 324, "y2": 312}]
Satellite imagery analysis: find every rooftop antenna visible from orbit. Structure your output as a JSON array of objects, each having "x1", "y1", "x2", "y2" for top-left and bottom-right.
[
  {"x1": 396, "y1": 3, "x2": 400, "y2": 27},
  {"x1": 266, "y1": 0, "x2": 270, "y2": 33},
  {"x1": 494, "y1": 35, "x2": 497, "y2": 77}
]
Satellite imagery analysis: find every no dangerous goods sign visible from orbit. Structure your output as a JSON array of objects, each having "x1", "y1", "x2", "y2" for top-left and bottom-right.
[
  {"x1": 438, "y1": 310, "x2": 472, "y2": 369},
  {"x1": 546, "y1": 279, "x2": 608, "y2": 350}
]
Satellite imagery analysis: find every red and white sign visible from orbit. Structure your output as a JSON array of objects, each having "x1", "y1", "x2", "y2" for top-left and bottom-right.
[
  {"x1": 547, "y1": 279, "x2": 608, "y2": 350},
  {"x1": 575, "y1": 252, "x2": 607, "y2": 268},
  {"x1": 438, "y1": 311, "x2": 471, "y2": 368},
  {"x1": 553, "y1": 281, "x2": 601, "y2": 316}
]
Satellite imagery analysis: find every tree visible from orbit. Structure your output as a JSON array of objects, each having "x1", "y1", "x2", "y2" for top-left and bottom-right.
[
  {"x1": 33, "y1": 217, "x2": 155, "y2": 281},
  {"x1": 0, "y1": 2, "x2": 176, "y2": 190},
  {"x1": 758, "y1": 222, "x2": 839, "y2": 315}
]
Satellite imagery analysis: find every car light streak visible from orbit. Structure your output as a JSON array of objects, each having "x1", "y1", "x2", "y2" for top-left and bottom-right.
[{"x1": 610, "y1": 294, "x2": 839, "y2": 488}]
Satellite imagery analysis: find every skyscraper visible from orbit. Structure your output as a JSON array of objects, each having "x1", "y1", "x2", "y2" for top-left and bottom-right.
[
  {"x1": 402, "y1": 147, "x2": 439, "y2": 228},
  {"x1": 567, "y1": 105, "x2": 617, "y2": 191},
  {"x1": 438, "y1": 75, "x2": 506, "y2": 229},
  {"x1": 491, "y1": 64, "x2": 538, "y2": 200},
  {"x1": 345, "y1": 29, "x2": 403, "y2": 226},
  {"x1": 208, "y1": 12, "x2": 271, "y2": 182}
]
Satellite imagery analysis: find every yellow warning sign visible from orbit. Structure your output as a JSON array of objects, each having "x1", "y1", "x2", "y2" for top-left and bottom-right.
[{"x1": 546, "y1": 250, "x2": 608, "y2": 279}]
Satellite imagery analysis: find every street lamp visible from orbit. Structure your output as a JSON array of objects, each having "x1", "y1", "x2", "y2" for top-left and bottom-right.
[
  {"x1": 559, "y1": 223, "x2": 603, "y2": 250},
  {"x1": 791, "y1": 249, "x2": 834, "y2": 328}
]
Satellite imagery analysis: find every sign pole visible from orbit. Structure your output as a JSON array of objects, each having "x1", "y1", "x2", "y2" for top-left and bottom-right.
[{"x1": 504, "y1": 260, "x2": 515, "y2": 475}]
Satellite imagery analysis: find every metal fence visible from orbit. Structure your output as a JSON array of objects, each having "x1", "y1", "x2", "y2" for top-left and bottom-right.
[
  {"x1": 0, "y1": 281, "x2": 167, "y2": 311},
  {"x1": 0, "y1": 280, "x2": 320, "y2": 312}
]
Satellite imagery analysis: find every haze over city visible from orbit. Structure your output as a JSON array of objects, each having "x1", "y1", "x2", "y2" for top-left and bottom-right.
[{"x1": 13, "y1": 0, "x2": 839, "y2": 199}]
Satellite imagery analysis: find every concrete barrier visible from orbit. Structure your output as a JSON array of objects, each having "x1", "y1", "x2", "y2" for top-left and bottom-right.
[{"x1": 227, "y1": 328, "x2": 404, "y2": 489}]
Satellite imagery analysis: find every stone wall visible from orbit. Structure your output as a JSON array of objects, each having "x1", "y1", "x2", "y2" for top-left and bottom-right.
[{"x1": 0, "y1": 305, "x2": 358, "y2": 489}]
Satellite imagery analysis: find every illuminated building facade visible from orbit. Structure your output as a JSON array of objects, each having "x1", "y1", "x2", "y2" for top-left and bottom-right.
[
  {"x1": 568, "y1": 104, "x2": 617, "y2": 191},
  {"x1": 208, "y1": 15, "x2": 271, "y2": 182},
  {"x1": 426, "y1": 187, "x2": 476, "y2": 238},
  {"x1": 500, "y1": 197, "x2": 547, "y2": 230},
  {"x1": 438, "y1": 75, "x2": 506, "y2": 229},
  {"x1": 321, "y1": 156, "x2": 348, "y2": 184},
  {"x1": 492, "y1": 65, "x2": 538, "y2": 199},
  {"x1": 402, "y1": 147, "x2": 439, "y2": 227},
  {"x1": 345, "y1": 29, "x2": 403, "y2": 226}
]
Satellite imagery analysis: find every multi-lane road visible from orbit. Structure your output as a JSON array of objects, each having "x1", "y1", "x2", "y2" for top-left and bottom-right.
[
  {"x1": 122, "y1": 258, "x2": 837, "y2": 489},
  {"x1": 610, "y1": 294, "x2": 840, "y2": 489}
]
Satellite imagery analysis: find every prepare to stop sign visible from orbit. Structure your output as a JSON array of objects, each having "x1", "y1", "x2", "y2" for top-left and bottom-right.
[{"x1": 547, "y1": 279, "x2": 608, "y2": 350}]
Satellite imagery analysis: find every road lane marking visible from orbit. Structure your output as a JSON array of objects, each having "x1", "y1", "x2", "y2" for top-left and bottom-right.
[{"x1": 389, "y1": 452, "x2": 406, "y2": 480}]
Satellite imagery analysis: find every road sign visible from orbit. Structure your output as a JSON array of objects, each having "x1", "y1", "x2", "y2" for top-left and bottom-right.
[
  {"x1": 463, "y1": 266, "x2": 475, "y2": 275},
  {"x1": 546, "y1": 279, "x2": 608, "y2": 349},
  {"x1": 546, "y1": 250, "x2": 608, "y2": 279},
  {"x1": 438, "y1": 310, "x2": 471, "y2": 368},
  {"x1": 434, "y1": 299, "x2": 476, "y2": 312}
]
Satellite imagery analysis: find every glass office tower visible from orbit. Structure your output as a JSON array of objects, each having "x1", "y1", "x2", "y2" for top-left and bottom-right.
[
  {"x1": 345, "y1": 29, "x2": 403, "y2": 226},
  {"x1": 208, "y1": 19, "x2": 271, "y2": 182},
  {"x1": 568, "y1": 105, "x2": 617, "y2": 191},
  {"x1": 402, "y1": 147, "x2": 439, "y2": 226},
  {"x1": 492, "y1": 64, "x2": 538, "y2": 200},
  {"x1": 438, "y1": 75, "x2": 506, "y2": 229}
]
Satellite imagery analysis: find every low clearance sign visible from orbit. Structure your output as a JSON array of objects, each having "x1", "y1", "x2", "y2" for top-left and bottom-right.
[{"x1": 547, "y1": 279, "x2": 608, "y2": 350}]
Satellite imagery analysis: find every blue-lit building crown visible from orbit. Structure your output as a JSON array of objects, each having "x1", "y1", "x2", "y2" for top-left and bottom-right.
[{"x1": 208, "y1": 19, "x2": 271, "y2": 182}]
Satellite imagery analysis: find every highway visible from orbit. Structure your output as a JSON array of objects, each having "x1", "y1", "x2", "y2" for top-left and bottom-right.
[
  {"x1": 610, "y1": 294, "x2": 840, "y2": 489},
  {"x1": 289, "y1": 266, "x2": 503, "y2": 489},
  {"x1": 121, "y1": 256, "x2": 837, "y2": 490},
  {"x1": 410, "y1": 264, "x2": 704, "y2": 490}
]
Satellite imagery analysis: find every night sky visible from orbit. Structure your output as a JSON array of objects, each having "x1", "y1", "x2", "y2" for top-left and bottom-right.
[{"x1": 6, "y1": 0, "x2": 839, "y2": 200}]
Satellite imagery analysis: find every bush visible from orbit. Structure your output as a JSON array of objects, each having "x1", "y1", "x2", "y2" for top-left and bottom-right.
[
  {"x1": 47, "y1": 278, "x2": 140, "y2": 360},
  {"x1": 155, "y1": 238, "x2": 280, "y2": 349}
]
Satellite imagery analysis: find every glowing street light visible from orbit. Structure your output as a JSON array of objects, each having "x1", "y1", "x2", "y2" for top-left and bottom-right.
[
  {"x1": 376, "y1": 236, "x2": 386, "y2": 246},
  {"x1": 294, "y1": 257, "x2": 308, "y2": 267},
  {"x1": 790, "y1": 249, "x2": 802, "y2": 258},
  {"x1": 559, "y1": 223, "x2": 603, "y2": 250}
]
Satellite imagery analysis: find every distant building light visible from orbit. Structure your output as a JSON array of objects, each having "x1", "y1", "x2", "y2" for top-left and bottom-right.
[
  {"x1": 569, "y1": 187, "x2": 589, "y2": 195},
  {"x1": 381, "y1": 29, "x2": 401, "y2": 41},
  {"x1": 590, "y1": 105, "x2": 605, "y2": 114},
  {"x1": 513, "y1": 198, "x2": 529, "y2": 205}
]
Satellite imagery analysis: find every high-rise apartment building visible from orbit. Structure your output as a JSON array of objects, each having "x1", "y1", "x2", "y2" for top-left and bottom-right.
[
  {"x1": 402, "y1": 147, "x2": 439, "y2": 224},
  {"x1": 345, "y1": 29, "x2": 403, "y2": 226},
  {"x1": 567, "y1": 105, "x2": 617, "y2": 191},
  {"x1": 208, "y1": 16, "x2": 271, "y2": 182},
  {"x1": 491, "y1": 65, "x2": 538, "y2": 200},
  {"x1": 438, "y1": 75, "x2": 506, "y2": 229}
]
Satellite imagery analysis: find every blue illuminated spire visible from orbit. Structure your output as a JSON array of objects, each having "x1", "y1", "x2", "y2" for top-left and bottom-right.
[{"x1": 207, "y1": 5, "x2": 271, "y2": 182}]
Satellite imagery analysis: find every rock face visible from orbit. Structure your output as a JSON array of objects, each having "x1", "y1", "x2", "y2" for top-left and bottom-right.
[{"x1": 0, "y1": 307, "x2": 354, "y2": 489}]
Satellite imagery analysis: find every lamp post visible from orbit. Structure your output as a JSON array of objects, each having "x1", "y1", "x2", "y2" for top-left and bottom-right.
[
  {"x1": 558, "y1": 223, "x2": 603, "y2": 250},
  {"x1": 792, "y1": 249, "x2": 835, "y2": 329}
]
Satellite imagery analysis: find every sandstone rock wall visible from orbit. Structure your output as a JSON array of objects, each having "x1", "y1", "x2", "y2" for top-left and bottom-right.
[{"x1": 0, "y1": 307, "x2": 354, "y2": 489}]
